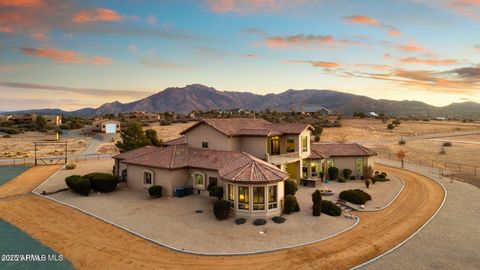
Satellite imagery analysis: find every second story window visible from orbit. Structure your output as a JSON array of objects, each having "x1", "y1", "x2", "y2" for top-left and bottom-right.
[
  {"x1": 286, "y1": 138, "x2": 295, "y2": 152},
  {"x1": 302, "y1": 136, "x2": 308, "y2": 152},
  {"x1": 202, "y1": 141, "x2": 209, "y2": 149}
]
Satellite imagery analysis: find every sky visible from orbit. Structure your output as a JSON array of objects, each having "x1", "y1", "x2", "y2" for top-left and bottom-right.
[{"x1": 0, "y1": 0, "x2": 479, "y2": 111}]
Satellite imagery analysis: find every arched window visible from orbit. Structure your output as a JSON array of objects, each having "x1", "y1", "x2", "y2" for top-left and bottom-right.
[{"x1": 193, "y1": 173, "x2": 205, "y2": 189}]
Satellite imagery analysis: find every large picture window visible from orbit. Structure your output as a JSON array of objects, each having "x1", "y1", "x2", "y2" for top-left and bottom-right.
[
  {"x1": 143, "y1": 171, "x2": 153, "y2": 185},
  {"x1": 238, "y1": 186, "x2": 249, "y2": 210},
  {"x1": 268, "y1": 185, "x2": 277, "y2": 209},
  {"x1": 253, "y1": 187, "x2": 265, "y2": 210},
  {"x1": 301, "y1": 136, "x2": 308, "y2": 152}
]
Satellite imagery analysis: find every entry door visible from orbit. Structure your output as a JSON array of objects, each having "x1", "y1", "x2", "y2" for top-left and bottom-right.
[{"x1": 269, "y1": 137, "x2": 280, "y2": 155}]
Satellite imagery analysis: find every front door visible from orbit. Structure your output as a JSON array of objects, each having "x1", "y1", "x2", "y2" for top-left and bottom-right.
[{"x1": 269, "y1": 136, "x2": 280, "y2": 155}]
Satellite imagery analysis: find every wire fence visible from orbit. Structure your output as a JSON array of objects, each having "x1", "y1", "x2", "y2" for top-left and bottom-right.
[
  {"x1": 377, "y1": 151, "x2": 479, "y2": 177},
  {"x1": 0, "y1": 153, "x2": 115, "y2": 166}
]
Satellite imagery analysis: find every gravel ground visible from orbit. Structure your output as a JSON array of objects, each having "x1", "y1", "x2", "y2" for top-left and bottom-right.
[
  {"x1": 362, "y1": 159, "x2": 480, "y2": 270},
  {"x1": 33, "y1": 160, "x2": 401, "y2": 254}
]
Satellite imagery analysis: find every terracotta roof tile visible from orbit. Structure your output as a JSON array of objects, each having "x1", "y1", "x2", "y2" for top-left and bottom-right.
[
  {"x1": 310, "y1": 143, "x2": 377, "y2": 158},
  {"x1": 163, "y1": 136, "x2": 188, "y2": 146}
]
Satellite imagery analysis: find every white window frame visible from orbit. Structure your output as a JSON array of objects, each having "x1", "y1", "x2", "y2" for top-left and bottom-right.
[
  {"x1": 193, "y1": 173, "x2": 205, "y2": 189},
  {"x1": 268, "y1": 185, "x2": 278, "y2": 210},
  {"x1": 143, "y1": 170, "x2": 154, "y2": 187},
  {"x1": 252, "y1": 186, "x2": 265, "y2": 211}
]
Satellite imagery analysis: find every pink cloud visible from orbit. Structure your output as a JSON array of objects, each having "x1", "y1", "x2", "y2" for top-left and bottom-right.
[
  {"x1": 205, "y1": 0, "x2": 304, "y2": 14},
  {"x1": 344, "y1": 14, "x2": 402, "y2": 36},
  {"x1": 72, "y1": 8, "x2": 122, "y2": 24},
  {"x1": 0, "y1": 25, "x2": 14, "y2": 33},
  {"x1": 266, "y1": 35, "x2": 335, "y2": 48},
  {"x1": 399, "y1": 41, "x2": 427, "y2": 52},
  {"x1": 400, "y1": 57, "x2": 459, "y2": 66},
  {"x1": 286, "y1": 60, "x2": 341, "y2": 68},
  {"x1": 20, "y1": 47, "x2": 112, "y2": 65},
  {"x1": 0, "y1": 0, "x2": 44, "y2": 8}
]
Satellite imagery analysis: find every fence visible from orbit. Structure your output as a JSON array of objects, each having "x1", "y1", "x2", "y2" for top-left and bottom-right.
[
  {"x1": 377, "y1": 151, "x2": 479, "y2": 177},
  {"x1": 0, "y1": 153, "x2": 115, "y2": 166}
]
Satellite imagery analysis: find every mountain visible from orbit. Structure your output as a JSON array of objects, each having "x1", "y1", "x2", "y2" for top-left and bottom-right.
[{"x1": 3, "y1": 84, "x2": 480, "y2": 118}]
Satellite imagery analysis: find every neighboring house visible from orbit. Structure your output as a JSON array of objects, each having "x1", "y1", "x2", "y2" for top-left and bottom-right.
[
  {"x1": 369, "y1": 112, "x2": 378, "y2": 117},
  {"x1": 0, "y1": 115, "x2": 11, "y2": 122},
  {"x1": 113, "y1": 118, "x2": 377, "y2": 219},
  {"x1": 124, "y1": 111, "x2": 161, "y2": 122},
  {"x1": 304, "y1": 143, "x2": 377, "y2": 179},
  {"x1": 10, "y1": 113, "x2": 37, "y2": 122},
  {"x1": 44, "y1": 115, "x2": 62, "y2": 126},
  {"x1": 92, "y1": 119, "x2": 121, "y2": 133}
]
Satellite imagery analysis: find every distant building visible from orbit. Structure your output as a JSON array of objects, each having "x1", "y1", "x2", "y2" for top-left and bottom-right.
[
  {"x1": 0, "y1": 115, "x2": 11, "y2": 122},
  {"x1": 369, "y1": 112, "x2": 378, "y2": 117},
  {"x1": 92, "y1": 119, "x2": 121, "y2": 133},
  {"x1": 10, "y1": 113, "x2": 37, "y2": 122},
  {"x1": 302, "y1": 105, "x2": 332, "y2": 116},
  {"x1": 124, "y1": 111, "x2": 160, "y2": 122},
  {"x1": 44, "y1": 115, "x2": 62, "y2": 126}
]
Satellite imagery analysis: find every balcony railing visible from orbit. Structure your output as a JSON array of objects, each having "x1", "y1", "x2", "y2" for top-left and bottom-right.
[{"x1": 266, "y1": 151, "x2": 300, "y2": 165}]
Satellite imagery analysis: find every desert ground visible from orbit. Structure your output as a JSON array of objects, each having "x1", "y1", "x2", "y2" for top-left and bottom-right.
[
  {"x1": 321, "y1": 119, "x2": 480, "y2": 142},
  {"x1": 145, "y1": 122, "x2": 196, "y2": 141},
  {"x1": 0, "y1": 164, "x2": 445, "y2": 269},
  {"x1": 0, "y1": 132, "x2": 88, "y2": 158}
]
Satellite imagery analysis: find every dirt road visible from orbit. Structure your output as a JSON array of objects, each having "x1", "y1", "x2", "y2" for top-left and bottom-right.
[{"x1": 0, "y1": 165, "x2": 445, "y2": 270}]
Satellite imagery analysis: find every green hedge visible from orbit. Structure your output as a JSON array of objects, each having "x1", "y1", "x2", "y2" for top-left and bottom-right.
[
  {"x1": 148, "y1": 186, "x2": 162, "y2": 198},
  {"x1": 65, "y1": 175, "x2": 90, "y2": 196},
  {"x1": 213, "y1": 200, "x2": 230, "y2": 220},
  {"x1": 338, "y1": 177, "x2": 346, "y2": 183},
  {"x1": 284, "y1": 179, "x2": 298, "y2": 196},
  {"x1": 83, "y1": 173, "x2": 118, "y2": 193},
  {"x1": 321, "y1": 200, "x2": 342, "y2": 216},
  {"x1": 343, "y1": 168, "x2": 352, "y2": 179},
  {"x1": 284, "y1": 194, "x2": 299, "y2": 214},
  {"x1": 339, "y1": 189, "x2": 372, "y2": 205}
]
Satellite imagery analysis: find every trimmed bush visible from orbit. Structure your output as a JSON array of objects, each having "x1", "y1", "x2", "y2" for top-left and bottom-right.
[
  {"x1": 284, "y1": 179, "x2": 298, "y2": 196},
  {"x1": 148, "y1": 185, "x2": 163, "y2": 198},
  {"x1": 65, "y1": 163, "x2": 76, "y2": 170},
  {"x1": 339, "y1": 189, "x2": 372, "y2": 205},
  {"x1": 350, "y1": 175, "x2": 356, "y2": 180},
  {"x1": 213, "y1": 200, "x2": 230, "y2": 220},
  {"x1": 312, "y1": 189, "x2": 323, "y2": 216},
  {"x1": 321, "y1": 200, "x2": 342, "y2": 216},
  {"x1": 443, "y1": 142, "x2": 452, "y2": 147},
  {"x1": 313, "y1": 204, "x2": 322, "y2": 216},
  {"x1": 343, "y1": 168, "x2": 352, "y2": 179},
  {"x1": 253, "y1": 219, "x2": 267, "y2": 226},
  {"x1": 207, "y1": 183, "x2": 216, "y2": 196},
  {"x1": 84, "y1": 173, "x2": 118, "y2": 193},
  {"x1": 284, "y1": 195, "x2": 299, "y2": 214},
  {"x1": 215, "y1": 186, "x2": 224, "y2": 200},
  {"x1": 328, "y1": 166, "x2": 339, "y2": 180},
  {"x1": 338, "y1": 177, "x2": 346, "y2": 183},
  {"x1": 65, "y1": 175, "x2": 90, "y2": 196}
]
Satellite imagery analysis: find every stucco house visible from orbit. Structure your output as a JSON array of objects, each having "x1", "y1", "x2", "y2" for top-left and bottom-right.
[
  {"x1": 113, "y1": 118, "x2": 376, "y2": 219},
  {"x1": 44, "y1": 115, "x2": 62, "y2": 126},
  {"x1": 92, "y1": 119, "x2": 121, "y2": 133}
]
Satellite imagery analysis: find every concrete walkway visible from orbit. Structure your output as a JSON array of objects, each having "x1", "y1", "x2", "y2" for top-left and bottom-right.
[{"x1": 362, "y1": 159, "x2": 480, "y2": 270}]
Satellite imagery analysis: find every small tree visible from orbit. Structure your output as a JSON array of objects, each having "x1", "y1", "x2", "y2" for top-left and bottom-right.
[
  {"x1": 396, "y1": 150, "x2": 407, "y2": 168},
  {"x1": 35, "y1": 115, "x2": 47, "y2": 131},
  {"x1": 312, "y1": 190, "x2": 322, "y2": 216},
  {"x1": 284, "y1": 179, "x2": 298, "y2": 196},
  {"x1": 116, "y1": 122, "x2": 151, "y2": 152},
  {"x1": 145, "y1": 129, "x2": 163, "y2": 146},
  {"x1": 362, "y1": 165, "x2": 374, "y2": 180}
]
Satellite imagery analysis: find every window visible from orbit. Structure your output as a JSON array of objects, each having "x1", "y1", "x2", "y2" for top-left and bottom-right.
[
  {"x1": 311, "y1": 161, "x2": 318, "y2": 177},
  {"x1": 302, "y1": 160, "x2": 309, "y2": 178},
  {"x1": 327, "y1": 158, "x2": 335, "y2": 168},
  {"x1": 268, "y1": 186, "x2": 277, "y2": 209},
  {"x1": 238, "y1": 186, "x2": 249, "y2": 210},
  {"x1": 202, "y1": 141, "x2": 208, "y2": 149},
  {"x1": 286, "y1": 138, "x2": 295, "y2": 152},
  {"x1": 355, "y1": 157, "x2": 364, "y2": 176},
  {"x1": 121, "y1": 169, "x2": 127, "y2": 181},
  {"x1": 269, "y1": 136, "x2": 280, "y2": 155},
  {"x1": 301, "y1": 136, "x2": 308, "y2": 152},
  {"x1": 143, "y1": 171, "x2": 153, "y2": 185},
  {"x1": 228, "y1": 184, "x2": 235, "y2": 207},
  {"x1": 194, "y1": 174, "x2": 204, "y2": 188},
  {"x1": 253, "y1": 187, "x2": 265, "y2": 210}
]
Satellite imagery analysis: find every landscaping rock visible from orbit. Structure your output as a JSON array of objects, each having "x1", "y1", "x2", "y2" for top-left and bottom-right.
[
  {"x1": 253, "y1": 219, "x2": 267, "y2": 226},
  {"x1": 272, "y1": 216, "x2": 286, "y2": 224},
  {"x1": 235, "y1": 218, "x2": 246, "y2": 225}
]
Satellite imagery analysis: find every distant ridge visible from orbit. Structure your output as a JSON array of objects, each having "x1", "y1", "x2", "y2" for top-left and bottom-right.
[{"x1": 4, "y1": 84, "x2": 480, "y2": 118}]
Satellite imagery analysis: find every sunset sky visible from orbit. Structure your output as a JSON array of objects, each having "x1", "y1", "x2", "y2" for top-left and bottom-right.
[{"x1": 0, "y1": 0, "x2": 479, "y2": 111}]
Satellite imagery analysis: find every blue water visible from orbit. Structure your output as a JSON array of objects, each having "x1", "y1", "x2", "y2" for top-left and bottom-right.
[
  {"x1": 0, "y1": 166, "x2": 31, "y2": 186},
  {"x1": 0, "y1": 220, "x2": 75, "y2": 270}
]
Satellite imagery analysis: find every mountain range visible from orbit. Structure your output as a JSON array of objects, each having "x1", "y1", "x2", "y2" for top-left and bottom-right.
[{"x1": 4, "y1": 84, "x2": 480, "y2": 118}]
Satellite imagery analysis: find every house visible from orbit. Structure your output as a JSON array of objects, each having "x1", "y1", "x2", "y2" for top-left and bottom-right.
[
  {"x1": 10, "y1": 113, "x2": 37, "y2": 122},
  {"x1": 304, "y1": 143, "x2": 377, "y2": 179},
  {"x1": 44, "y1": 115, "x2": 62, "y2": 126},
  {"x1": 92, "y1": 119, "x2": 121, "y2": 133},
  {"x1": 113, "y1": 118, "x2": 377, "y2": 219},
  {"x1": 0, "y1": 115, "x2": 11, "y2": 122}
]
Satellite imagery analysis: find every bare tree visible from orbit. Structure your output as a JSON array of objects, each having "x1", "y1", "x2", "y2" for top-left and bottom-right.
[{"x1": 396, "y1": 149, "x2": 407, "y2": 168}]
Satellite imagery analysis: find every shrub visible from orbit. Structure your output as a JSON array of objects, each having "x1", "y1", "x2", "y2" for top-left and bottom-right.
[
  {"x1": 365, "y1": 179, "x2": 371, "y2": 188},
  {"x1": 328, "y1": 167, "x2": 339, "y2": 180},
  {"x1": 213, "y1": 200, "x2": 230, "y2": 220},
  {"x1": 387, "y1": 123, "x2": 395, "y2": 130},
  {"x1": 321, "y1": 200, "x2": 342, "y2": 216},
  {"x1": 65, "y1": 163, "x2": 76, "y2": 170},
  {"x1": 84, "y1": 173, "x2": 118, "y2": 193},
  {"x1": 314, "y1": 135, "x2": 320, "y2": 142},
  {"x1": 443, "y1": 142, "x2": 452, "y2": 147},
  {"x1": 215, "y1": 186, "x2": 224, "y2": 200},
  {"x1": 398, "y1": 139, "x2": 406, "y2": 145},
  {"x1": 208, "y1": 184, "x2": 217, "y2": 197},
  {"x1": 338, "y1": 177, "x2": 346, "y2": 183},
  {"x1": 272, "y1": 216, "x2": 286, "y2": 224},
  {"x1": 0, "y1": 127, "x2": 21, "y2": 134},
  {"x1": 350, "y1": 175, "x2": 356, "y2": 180},
  {"x1": 3, "y1": 135, "x2": 11, "y2": 138},
  {"x1": 342, "y1": 168, "x2": 352, "y2": 179},
  {"x1": 284, "y1": 179, "x2": 298, "y2": 196},
  {"x1": 253, "y1": 219, "x2": 267, "y2": 226},
  {"x1": 65, "y1": 175, "x2": 90, "y2": 196},
  {"x1": 148, "y1": 185, "x2": 163, "y2": 198},
  {"x1": 313, "y1": 204, "x2": 322, "y2": 216},
  {"x1": 339, "y1": 189, "x2": 372, "y2": 205},
  {"x1": 439, "y1": 147, "x2": 446, "y2": 154},
  {"x1": 284, "y1": 195, "x2": 299, "y2": 214},
  {"x1": 312, "y1": 190, "x2": 322, "y2": 205}
]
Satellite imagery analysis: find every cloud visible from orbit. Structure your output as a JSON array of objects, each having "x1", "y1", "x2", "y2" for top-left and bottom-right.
[
  {"x1": 128, "y1": 44, "x2": 139, "y2": 54},
  {"x1": 72, "y1": 8, "x2": 122, "y2": 24},
  {"x1": 265, "y1": 34, "x2": 335, "y2": 48},
  {"x1": 0, "y1": 81, "x2": 153, "y2": 98},
  {"x1": 20, "y1": 47, "x2": 112, "y2": 65},
  {"x1": 475, "y1": 44, "x2": 480, "y2": 51},
  {"x1": 244, "y1": 54, "x2": 257, "y2": 58},
  {"x1": 0, "y1": 25, "x2": 13, "y2": 33},
  {"x1": 400, "y1": 57, "x2": 459, "y2": 66},
  {"x1": 0, "y1": 0, "x2": 44, "y2": 8},
  {"x1": 398, "y1": 41, "x2": 428, "y2": 52},
  {"x1": 146, "y1": 15, "x2": 157, "y2": 25},
  {"x1": 343, "y1": 15, "x2": 402, "y2": 36},
  {"x1": 448, "y1": 0, "x2": 480, "y2": 19},
  {"x1": 444, "y1": 66, "x2": 480, "y2": 78},
  {"x1": 205, "y1": 0, "x2": 305, "y2": 14},
  {"x1": 244, "y1": 27, "x2": 267, "y2": 36},
  {"x1": 286, "y1": 60, "x2": 341, "y2": 68},
  {"x1": 30, "y1": 30, "x2": 48, "y2": 41}
]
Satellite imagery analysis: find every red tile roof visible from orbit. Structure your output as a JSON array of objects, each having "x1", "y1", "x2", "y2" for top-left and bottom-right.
[
  {"x1": 180, "y1": 118, "x2": 313, "y2": 137},
  {"x1": 309, "y1": 143, "x2": 377, "y2": 158},
  {"x1": 115, "y1": 144, "x2": 288, "y2": 183},
  {"x1": 163, "y1": 136, "x2": 188, "y2": 146}
]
